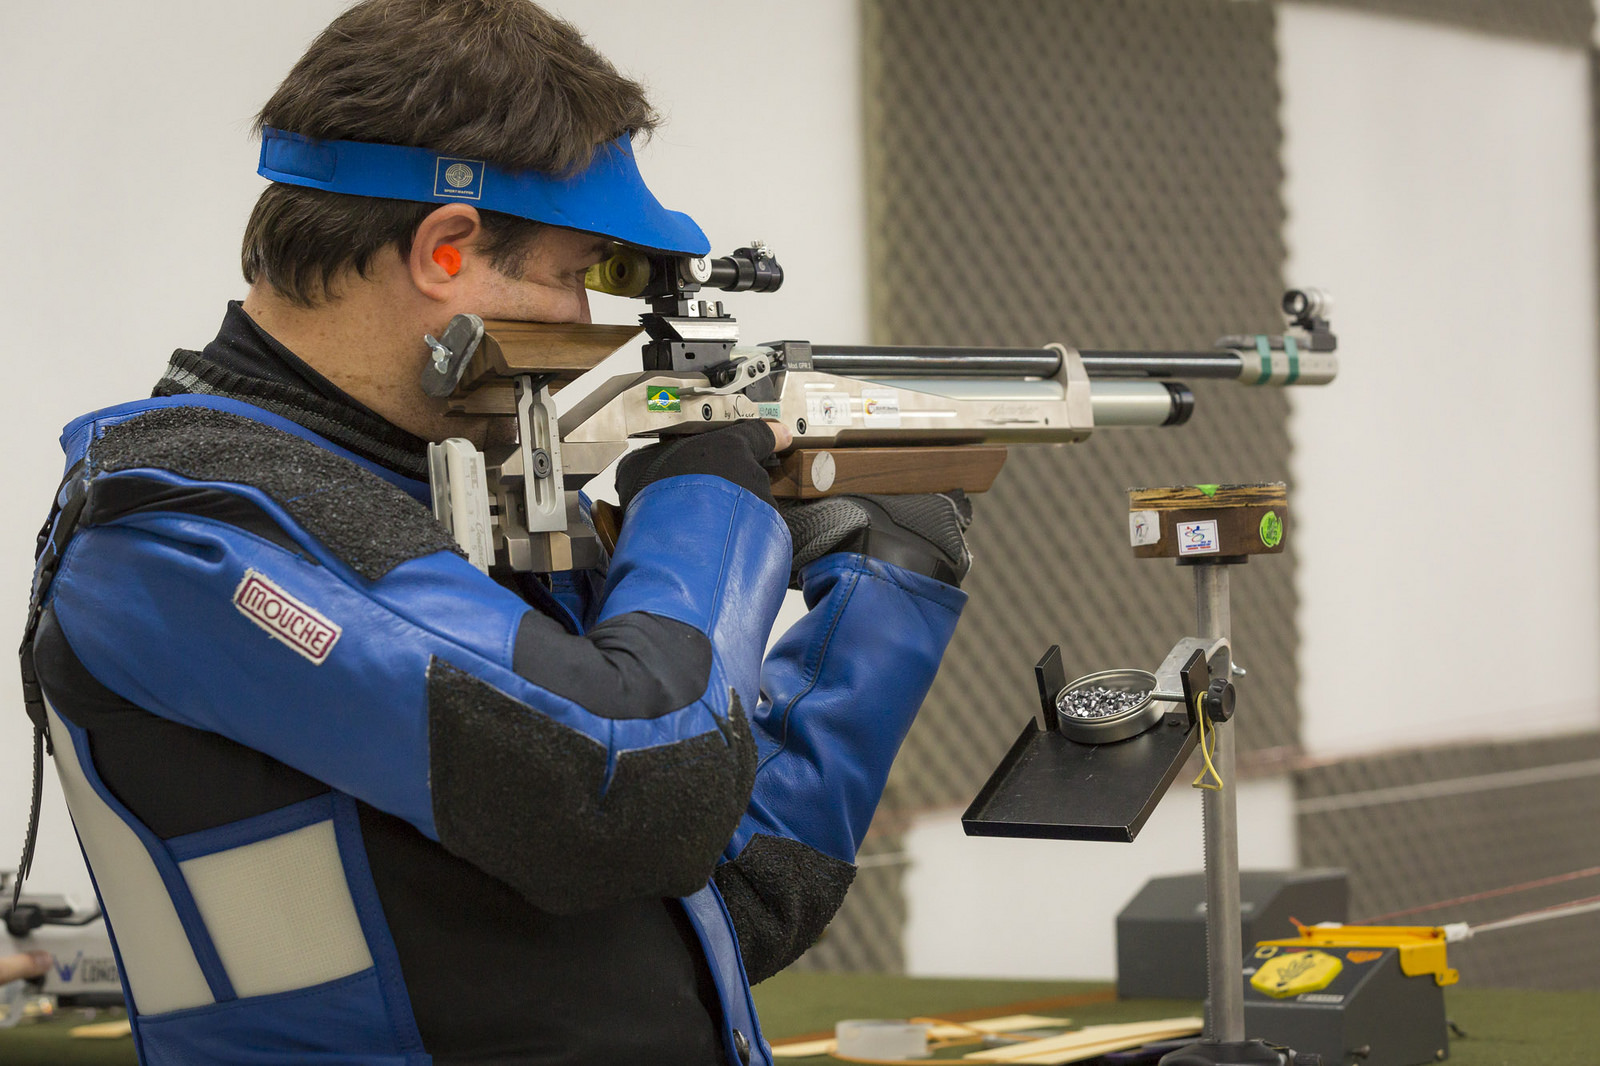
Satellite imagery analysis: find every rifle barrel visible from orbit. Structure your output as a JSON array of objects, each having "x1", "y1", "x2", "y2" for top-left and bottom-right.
[
  {"x1": 1077, "y1": 350, "x2": 1244, "y2": 379},
  {"x1": 809, "y1": 345, "x2": 1059, "y2": 376},
  {"x1": 808, "y1": 345, "x2": 1244, "y2": 380}
]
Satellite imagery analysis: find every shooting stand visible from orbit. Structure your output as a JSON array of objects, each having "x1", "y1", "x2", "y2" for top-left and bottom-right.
[{"x1": 965, "y1": 483, "x2": 1312, "y2": 1066}]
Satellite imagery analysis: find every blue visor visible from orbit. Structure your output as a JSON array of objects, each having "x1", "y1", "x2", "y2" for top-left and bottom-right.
[{"x1": 257, "y1": 127, "x2": 709, "y2": 257}]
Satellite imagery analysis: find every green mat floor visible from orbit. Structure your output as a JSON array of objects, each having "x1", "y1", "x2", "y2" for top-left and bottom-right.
[{"x1": 1, "y1": 975, "x2": 1594, "y2": 1064}]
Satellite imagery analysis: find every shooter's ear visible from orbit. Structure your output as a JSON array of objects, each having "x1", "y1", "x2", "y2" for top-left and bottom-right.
[{"x1": 410, "y1": 204, "x2": 481, "y2": 299}]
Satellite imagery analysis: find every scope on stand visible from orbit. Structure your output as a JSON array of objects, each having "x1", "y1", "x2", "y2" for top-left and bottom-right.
[{"x1": 964, "y1": 483, "x2": 1319, "y2": 1066}]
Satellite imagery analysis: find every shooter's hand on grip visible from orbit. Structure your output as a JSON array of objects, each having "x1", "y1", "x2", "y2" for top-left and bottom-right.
[
  {"x1": 780, "y1": 491, "x2": 974, "y2": 588},
  {"x1": 614, "y1": 421, "x2": 791, "y2": 511}
]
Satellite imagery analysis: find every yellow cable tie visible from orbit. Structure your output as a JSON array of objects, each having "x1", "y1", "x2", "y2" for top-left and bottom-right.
[{"x1": 1191, "y1": 695, "x2": 1225, "y2": 791}]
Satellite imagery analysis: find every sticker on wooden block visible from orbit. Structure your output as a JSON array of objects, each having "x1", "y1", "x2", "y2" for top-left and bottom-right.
[
  {"x1": 1259, "y1": 510, "x2": 1283, "y2": 548},
  {"x1": 1177, "y1": 519, "x2": 1220, "y2": 556},
  {"x1": 1130, "y1": 510, "x2": 1161, "y2": 547}
]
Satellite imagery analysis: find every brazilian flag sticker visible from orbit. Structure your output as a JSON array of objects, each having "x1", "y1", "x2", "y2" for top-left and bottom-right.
[{"x1": 646, "y1": 386, "x2": 680, "y2": 412}]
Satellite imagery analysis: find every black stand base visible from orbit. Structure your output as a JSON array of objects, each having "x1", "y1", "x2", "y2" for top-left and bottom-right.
[{"x1": 1159, "y1": 1039, "x2": 1318, "y2": 1066}]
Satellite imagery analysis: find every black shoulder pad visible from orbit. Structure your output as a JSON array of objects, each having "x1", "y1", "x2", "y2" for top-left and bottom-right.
[
  {"x1": 89, "y1": 407, "x2": 458, "y2": 579},
  {"x1": 428, "y1": 660, "x2": 757, "y2": 914}
]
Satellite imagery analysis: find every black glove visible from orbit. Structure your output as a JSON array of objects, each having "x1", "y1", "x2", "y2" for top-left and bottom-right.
[
  {"x1": 779, "y1": 491, "x2": 973, "y2": 587},
  {"x1": 614, "y1": 421, "x2": 779, "y2": 510}
]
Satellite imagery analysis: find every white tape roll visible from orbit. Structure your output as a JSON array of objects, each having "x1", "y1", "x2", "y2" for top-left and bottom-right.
[{"x1": 834, "y1": 1019, "x2": 930, "y2": 1060}]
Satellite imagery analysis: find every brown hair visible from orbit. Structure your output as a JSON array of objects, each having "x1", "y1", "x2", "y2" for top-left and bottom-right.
[{"x1": 242, "y1": 0, "x2": 658, "y2": 307}]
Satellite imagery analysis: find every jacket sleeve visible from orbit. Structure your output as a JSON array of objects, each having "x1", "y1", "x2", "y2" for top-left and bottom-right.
[
  {"x1": 713, "y1": 553, "x2": 965, "y2": 982},
  {"x1": 44, "y1": 413, "x2": 791, "y2": 916}
]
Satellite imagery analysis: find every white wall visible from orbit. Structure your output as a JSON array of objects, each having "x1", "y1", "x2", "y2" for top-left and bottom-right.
[
  {"x1": 904, "y1": 778, "x2": 1298, "y2": 980},
  {"x1": 1280, "y1": 6, "x2": 1600, "y2": 758},
  {"x1": 540, "y1": 1, "x2": 868, "y2": 351},
  {"x1": 0, "y1": 0, "x2": 865, "y2": 903},
  {"x1": 0, "y1": 0, "x2": 353, "y2": 905}
]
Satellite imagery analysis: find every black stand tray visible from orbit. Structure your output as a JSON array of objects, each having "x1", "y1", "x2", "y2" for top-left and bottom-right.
[{"x1": 962, "y1": 711, "x2": 1198, "y2": 843}]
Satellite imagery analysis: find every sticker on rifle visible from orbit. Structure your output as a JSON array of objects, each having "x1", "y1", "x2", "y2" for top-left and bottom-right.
[
  {"x1": 810, "y1": 452, "x2": 837, "y2": 492},
  {"x1": 1130, "y1": 509, "x2": 1161, "y2": 547},
  {"x1": 861, "y1": 388, "x2": 902, "y2": 428},
  {"x1": 757, "y1": 402, "x2": 783, "y2": 420},
  {"x1": 1177, "y1": 519, "x2": 1220, "y2": 556},
  {"x1": 1259, "y1": 510, "x2": 1283, "y2": 548},
  {"x1": 233, "y1": 570, "x2": 342, "y2": 664},
  {"x1": 806, "y1": 392, "x2": 852, "y2": 427},
  {"x1": 646, "y1": 387, "x2": 680, "y2": 413}
]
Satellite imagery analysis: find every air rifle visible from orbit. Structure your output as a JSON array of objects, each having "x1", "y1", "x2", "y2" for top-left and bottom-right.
[{"x1": 421, "y1": 244, "x2": 1337, "y2": 574}]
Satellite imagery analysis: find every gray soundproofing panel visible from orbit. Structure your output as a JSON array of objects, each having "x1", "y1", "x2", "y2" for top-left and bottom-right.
[
  {"x1": 1299, "y1": 0, "x2": 1592, "y2": 46},
  {"x1": 1296, "y1": 733, "x2": 1600, "y2": 989},
  {"x1": 792, "y1": 0, "x2": 1294, "y2": 976},
  {"x1": 866, "y1": 0, "x2": 1296, "y2": 816}
]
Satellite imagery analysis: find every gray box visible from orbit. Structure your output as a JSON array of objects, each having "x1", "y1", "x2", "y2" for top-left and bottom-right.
[
  {"x1": 1244, "y1": 946, "x2": 1448, "y2": 1066},
  {"x1": 1116, "y1": 869, "x2": 1348, "y2": 999}
]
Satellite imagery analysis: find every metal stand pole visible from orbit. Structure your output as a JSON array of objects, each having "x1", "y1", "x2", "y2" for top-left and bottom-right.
[
  {"x1": 1162, "y1": 560, "x2": 1298, "y2": 1064},
  {"x1": 1195, "y1": 562, "x2": 1245, "y2": 1044}
]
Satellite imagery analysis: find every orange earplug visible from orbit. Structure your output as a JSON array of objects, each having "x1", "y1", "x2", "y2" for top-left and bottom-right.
[{"x1": 432, "y1": 245, "x2": 462, "y2": 276}]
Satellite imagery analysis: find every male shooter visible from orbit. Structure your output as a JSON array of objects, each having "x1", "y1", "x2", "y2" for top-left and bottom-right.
[{"x1": 19, "y1": 2, "x2": 972, "y2": 1063}]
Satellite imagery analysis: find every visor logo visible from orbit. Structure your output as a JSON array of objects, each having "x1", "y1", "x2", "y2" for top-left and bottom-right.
[
  {"x1": 433, "y1": 157, "x2": 484, "y2": 200},
  {"x1": 233, "y1": 569, "x2": 343, "y2": 664}
]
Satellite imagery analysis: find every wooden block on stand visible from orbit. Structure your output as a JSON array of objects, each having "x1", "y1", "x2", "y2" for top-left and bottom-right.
[{"x1": 1127, "y1": 483, "x2": 1287, "y2": 561}]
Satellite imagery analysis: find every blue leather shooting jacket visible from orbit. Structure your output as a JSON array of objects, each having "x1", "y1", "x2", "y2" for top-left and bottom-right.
[{"x1": 24, "y1": 387, "x2": 966, "y2": 1065}]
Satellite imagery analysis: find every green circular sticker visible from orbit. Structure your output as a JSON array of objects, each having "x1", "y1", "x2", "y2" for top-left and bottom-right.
[{"x1": 1259, "y1": 510, "x2": 1283, "y2": 548}]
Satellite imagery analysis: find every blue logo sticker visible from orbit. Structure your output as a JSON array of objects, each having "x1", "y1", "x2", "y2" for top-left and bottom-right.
[{"x1": 433, "y1": 157, "x2": 484, "y2": 200}]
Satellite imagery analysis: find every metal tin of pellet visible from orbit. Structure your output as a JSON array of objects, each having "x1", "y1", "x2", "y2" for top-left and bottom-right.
[
  {"x1": 1055, "y1": 668, "x2": 1166, "y2": 744},
  {"x1": 1060, "y1": 684, "x2": 1150, "y2": 719}
]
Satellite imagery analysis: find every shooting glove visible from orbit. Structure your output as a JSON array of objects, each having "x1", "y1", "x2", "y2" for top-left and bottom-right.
[
  {"x1": 779, "y1": 491, "x2": 973, "y2": 587},
  {"x1": 615, "y1": 421, "x2": 780, "y2": 510}
]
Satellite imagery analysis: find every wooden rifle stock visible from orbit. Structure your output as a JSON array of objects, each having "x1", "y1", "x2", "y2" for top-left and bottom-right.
[{"x1": 769, "y1": 445, "x2": 1009, "y2": 499}]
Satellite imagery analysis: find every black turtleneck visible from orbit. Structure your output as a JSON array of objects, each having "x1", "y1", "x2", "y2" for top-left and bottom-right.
[{"x1": 154, "y1": 302, "x2": 433, "y2": 482}]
